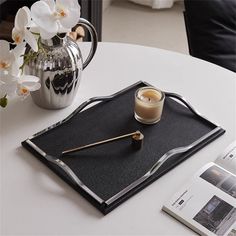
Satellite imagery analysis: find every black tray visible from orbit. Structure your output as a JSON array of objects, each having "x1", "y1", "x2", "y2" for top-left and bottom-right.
[{"x1": 22, "y1": 81, "x2": 225, "y2": 214}]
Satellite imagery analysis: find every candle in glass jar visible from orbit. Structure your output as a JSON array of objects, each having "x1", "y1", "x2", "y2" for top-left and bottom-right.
[{"x1": 134, "y1": 87, "x2": 165, "y2": 124}]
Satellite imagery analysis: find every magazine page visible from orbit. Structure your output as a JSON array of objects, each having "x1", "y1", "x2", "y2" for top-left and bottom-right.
[
  {"x1": 163, "y1": 163, "x2": 236, "y2": 236},
  {"x1": 215, "y1": 140, "x2": 236, "y2": 175}
]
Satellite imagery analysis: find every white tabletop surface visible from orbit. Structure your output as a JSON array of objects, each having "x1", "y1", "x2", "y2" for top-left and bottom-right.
[{"x1": 1, "y1": 42, "x2": 236, "y2": 235}]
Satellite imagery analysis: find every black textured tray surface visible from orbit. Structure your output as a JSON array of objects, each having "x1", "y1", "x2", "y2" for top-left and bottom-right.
[{"x1": 22, "y1": 82, "x2": 224, "y2": 214}]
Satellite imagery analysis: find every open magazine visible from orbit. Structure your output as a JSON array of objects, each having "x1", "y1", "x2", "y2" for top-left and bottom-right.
[{"x1": 162, "y1": 141, "x2": 236, "y2": 236}]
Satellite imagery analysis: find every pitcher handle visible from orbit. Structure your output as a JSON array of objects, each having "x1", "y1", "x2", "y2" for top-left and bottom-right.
[{"x1": 75, "y1": 18, "x2": 98, "y2": 69}]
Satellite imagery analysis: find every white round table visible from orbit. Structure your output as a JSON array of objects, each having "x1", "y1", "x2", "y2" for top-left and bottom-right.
[{"x1": 1, "y1": 42, "x2": 236, "y2": 235}]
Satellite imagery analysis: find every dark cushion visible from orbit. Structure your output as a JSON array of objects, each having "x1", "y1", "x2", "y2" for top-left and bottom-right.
[{"x1": 184, "y1": 0, "x2": 236, "y2": 72}]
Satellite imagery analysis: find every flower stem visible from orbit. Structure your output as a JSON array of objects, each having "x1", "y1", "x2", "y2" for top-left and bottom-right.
[{"x1": 20, "y1": 36, "x2": 46, "y2": 72}]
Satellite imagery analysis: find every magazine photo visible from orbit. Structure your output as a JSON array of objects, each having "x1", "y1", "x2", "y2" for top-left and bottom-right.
[{"x1": 163, "y1": 141, "x2": 236, "y2": 236}]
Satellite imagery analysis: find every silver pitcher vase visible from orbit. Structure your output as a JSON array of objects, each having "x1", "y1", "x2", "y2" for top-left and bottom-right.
[{"x1": 25, "y1": 18, "x2": 98, "y2": 109}]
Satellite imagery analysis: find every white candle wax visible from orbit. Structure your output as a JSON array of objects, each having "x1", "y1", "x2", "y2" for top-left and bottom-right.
[{"x1": 134, "y1": 87, "x2": 165, "y2": 124}]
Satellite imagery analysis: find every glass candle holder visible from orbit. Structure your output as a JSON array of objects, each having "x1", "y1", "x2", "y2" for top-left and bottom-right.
[{"x1": 134, "y1": 87, "x2": 165, "y2": 124}]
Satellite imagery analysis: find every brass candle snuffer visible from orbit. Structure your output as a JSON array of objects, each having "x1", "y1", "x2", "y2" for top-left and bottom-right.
[{"x1": 62, "y1": 130, "x2": 144, "y2": 155}]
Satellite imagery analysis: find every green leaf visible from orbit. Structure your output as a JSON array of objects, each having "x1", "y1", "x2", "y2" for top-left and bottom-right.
[{"x1": 0, "y1": 95, "x2": 8, "y2": 108}]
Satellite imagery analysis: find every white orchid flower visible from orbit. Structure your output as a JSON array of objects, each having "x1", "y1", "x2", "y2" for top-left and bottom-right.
[
  {"x1": 0, "y1": 74, "x2": 18, "y2": 98},
  {"x1": 0, "y1": 73, "x2": 41, "y2": 100},
  {"x1": 31, "y1": 0, "x2": 80, "y2": 39},
  {"x1": 17, "y1": 75, "x2": 41, "y2": 99},
  {"x1": 0, "y1": 40, "x2": 14, "y2": 72},
  {"x1": 12, "y1": 7, "x2": 38, "y2": 52},
  {"x1": 0, "y1": 40, "x2": 26, "y2": 76},
  {"x1": 0, "y1": 41, "x2": 28, "y2": 107},
  {"x1": 0, "y1": 74, "x2": 41, "y2": 106}
]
